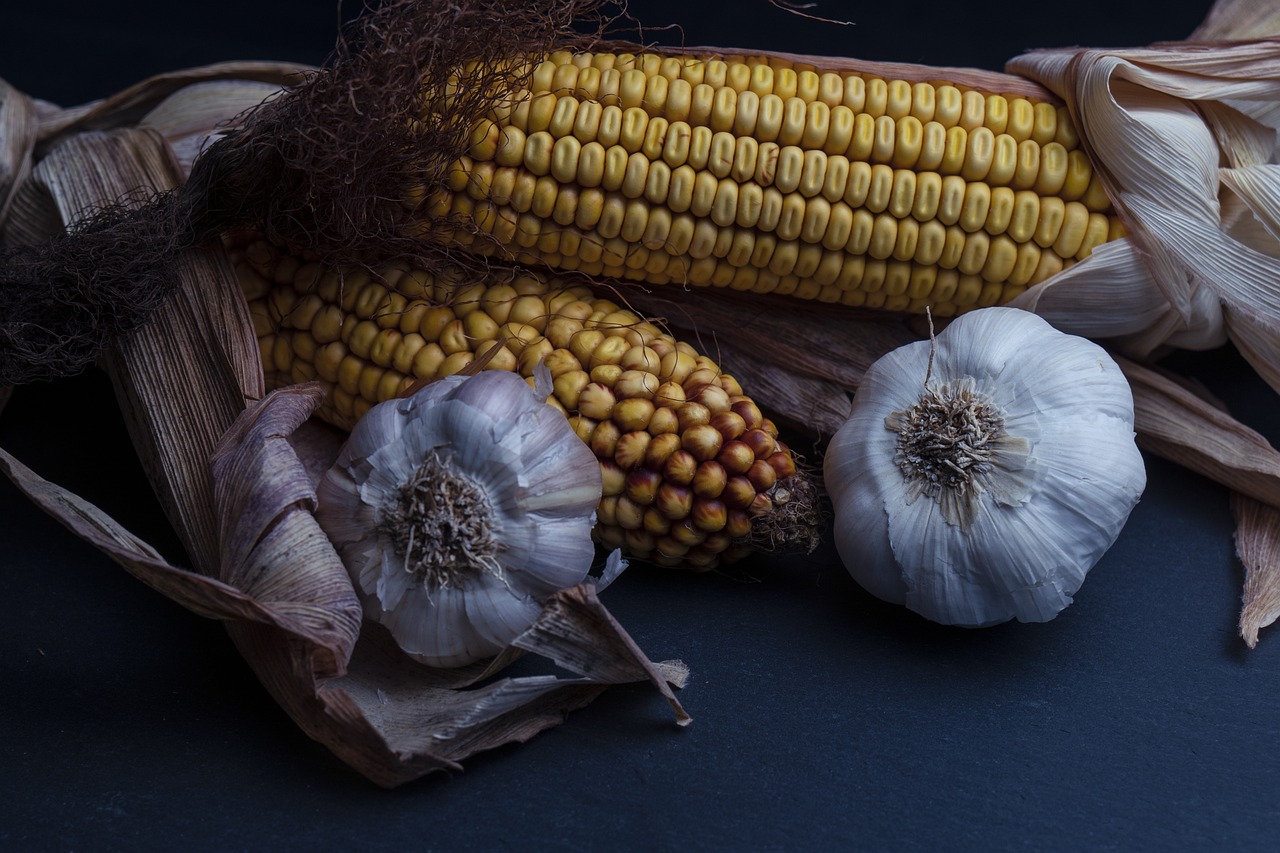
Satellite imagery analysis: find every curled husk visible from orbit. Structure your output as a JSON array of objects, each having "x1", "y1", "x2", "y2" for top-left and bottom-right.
[
  {"x1": 824, "y1": 307, "x2": 1146, "y2": 627},
  {"x1": 1006, "y1": 23, "x2": 1280, "y2": 395},
  {"x1": 316, "y1": 369, "x2": 605, "y2": 667}
]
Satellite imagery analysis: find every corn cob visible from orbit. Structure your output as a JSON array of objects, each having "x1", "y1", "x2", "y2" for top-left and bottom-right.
[
  {"x1": 233, "y1": 236, "x2": 816, "y2": 570},
  {"x1": 412, "y1": 51, "x2": 1124, "y2": 316}
]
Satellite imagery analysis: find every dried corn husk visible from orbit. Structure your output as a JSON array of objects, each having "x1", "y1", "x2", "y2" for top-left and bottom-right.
[
  {"x1": 1006, "y1": 2, "x2": 1280, "y2": 381},
  {"x1": 0, "y1": 66, "x2": 688, "y2": 787},
  {"x1": 1233, "y1": 495, "x2": 1280, "y2": 648}
]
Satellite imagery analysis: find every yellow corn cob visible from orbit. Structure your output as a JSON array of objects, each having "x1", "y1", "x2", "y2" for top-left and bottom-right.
[
  {"x1": 412, "y1": 51, "x2": 1124, "y2": 316},
  {"x1": 233, "y1": 236, "x2": 814, "y2": 570}
]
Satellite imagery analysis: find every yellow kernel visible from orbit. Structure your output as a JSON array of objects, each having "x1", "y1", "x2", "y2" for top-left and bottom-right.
[
  {"x1": 599, "y1": 461, "x2": 626, "y2": 497},
  {"x1": 615, "y1": 431, "x2": 652, "y2": 470},
  {"x1": 1034, "y1": 142, "x2": 1069, "y2": 197},
  {"x1": 757, "y1": 93, "x2": 785, "y2": 142},
  {"x1": 650, "y1": 404, "x2": 680, "y2": 432},
  {"x1": 961, "y1": 127, "x2": 994, "y2": 181},
  {"x1": 369, "y1": 328, "x2": 402, "y2": 368},
  {"x1": 517, "y1": 340, "x2": 553, "y2": 375},
  {"x1": 615, "y1": 368, "x2": 659, "y2": 399},
  {"x1": 1011, "y1": 138, "x2": 1040, "y2": 190},
  {"x1": 589, "y1": 362, "x2": 623, "y2": 388},
  {"x1": 590, "y1": 419, "x2": 622, "y2": 462},
  {"x1": 982, "y1": 235, "x2": 1019, "y2": 282},
  {"x1": 669, "y1": 519, "x2": 706, "y2": 546},
  {"x1": 693, "y1": 460, "x2": 728, "y2": 498},
  {"x1": 891, "y1": 116, "x2": 923, "y2": 168},
  {"x1": 958, "y1": 230, "x2": 990, "y2": 276},
  {"x1": 655, "y1": 483, "x2": 694, "y2": 522},
  {"x1": 866, "y1": 164, "x2": 894, "y2": 213},
  {"x1": 642, "y1": 116, "x2": 670, "y2": 161},
  {"x1": 871, "y1": 115, "x2": 897, "y2": 163},
  {"x1": 663, "y1": 449, "x2": 699, "y2": 486},
  {"x1": 577, "y1": 382, "x2": 616, "y2": 419},
  {"x1": 778, "y1": 96, "x2": 808, "y2": 146},
  {"x1": 712, "y1": 86, "x2": 739, "y2": 133},
  {"x1": 683, "y1": 424, "x2": 724, "y2": 462},
  {"x1": 619, "y1": 106, "x2": 649, "y2": 152},
  {"x1": 613, "y1": 397, "x2": 656, "y2": 431},
  {"x1": 1076, "y1": 213, "x2": 1112, "y2": 260},
  {"x1": 959, "y1": 183, "x2": 991, "y2": 233},
  {"x1": 553, "y1": 369, "x2": 591, "y2": 409},
  {"x1": 1035, "y1": 196, "x2": 1066, "y2": 248},
  {"x1": 691, "y1": 498, "x2": 728, "y2": 532},
  {"x1": 623, "y1": 467, "x2": 661, "y2": 506},
  {"x1": 614, "y1": 495, "x2": 644, "y2": 530},
  {"x1": 984, "y1": 187, "x2": 1015, "y2": 236},
  {"x1": 1052, "y1": 202, "x2": 1091, "y2": 258},
  {"x1": 889, "y1": 170, "x2": 917, "y2": 219},
  {"x1": 1007, "y1": 98, "x2": 1036, "y2": 142}
]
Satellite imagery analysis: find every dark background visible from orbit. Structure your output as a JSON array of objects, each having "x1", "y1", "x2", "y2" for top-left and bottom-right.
[{"x1": 4, "y1": 0, "x2": 1275, "y2": 849}]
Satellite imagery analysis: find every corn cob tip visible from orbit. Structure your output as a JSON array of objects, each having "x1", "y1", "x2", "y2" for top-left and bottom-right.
[{"x1": 746, "y1": 467, "x2": 823, "y2": 558}]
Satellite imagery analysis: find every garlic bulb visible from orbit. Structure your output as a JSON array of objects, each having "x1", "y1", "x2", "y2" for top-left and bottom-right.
[
  {"x1": 823, "y1": 307, "x2": 1146, "y2": 627},
  {"x1": 315, "y1": 369, "x2": 605, "y2": 667}
]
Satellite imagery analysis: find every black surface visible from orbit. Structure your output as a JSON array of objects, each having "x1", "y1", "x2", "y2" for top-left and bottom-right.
[{"x1": 5, "y1": 1, "x2": 1276, "y2": 849}]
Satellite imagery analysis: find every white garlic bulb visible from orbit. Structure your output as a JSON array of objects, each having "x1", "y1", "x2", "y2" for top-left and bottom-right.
[
  {"x1": 315, "y1": 369, "x2": 605, "y2": 667},
  {"x1": 824, "y1": 307, "x2": 1146, "y2": 627}
]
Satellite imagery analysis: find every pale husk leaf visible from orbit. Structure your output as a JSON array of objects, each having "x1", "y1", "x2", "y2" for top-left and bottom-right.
[
  {"x1": 18, "y1": 127, "x2": 258, "y2": 568},
  {"x1": 1232, "y1": 493, "x2": 1280, "y2": 648},
  {"x1": 139, "y1": 78, "x2": 293, "y2": 175},
  {"x1": 0, "y1": 445, "x2": 294, "y2": 625},
  {"x1": 1117, "y1": 357, "x2": 1280, "y2": 510},
  {"x1": 29, "y1": 61, "x2": 311, "y2": 142},
  {"x1": 0, "y1": 79, "x2": 38, "y2": 229},
  {"x1": 1191, "y1": 0, "x2": 1280, "y2": 40},
  {"x1": 993, "y1": 18, "x2": 1280, "y2": 648},
  {"x1": 0, "y1": 79, "x2": 57, "y2": 247},
  {"x1": 1006, "y1": 33, "x2": 1280, "y2": 391}
]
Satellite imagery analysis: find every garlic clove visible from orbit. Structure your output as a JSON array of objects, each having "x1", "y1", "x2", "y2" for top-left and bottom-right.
[
  {"x1": 380, "y1": 582, "x2": 491, "y2": 667},
  {"x1": 500, "y1": 517, "x2": 600, "y2": 595},
  {"x1": 499, "y1": 407, "x2": 602, "y2": 514},
  {"x1": 463, "y1": 582, "x2": 543, "y2": 652},
  {"x1": 375, "y1": 543, "x2": 417, "y2": 611},
  {"x1": 419, "y1": 398, "x2": 512, "y2": 481},
  {"x1": 351, "y1": 393, "x2": 411, "y2": 459},
  {"x1": 826, "y1": 433, "x2": 907, "y2": 607}
]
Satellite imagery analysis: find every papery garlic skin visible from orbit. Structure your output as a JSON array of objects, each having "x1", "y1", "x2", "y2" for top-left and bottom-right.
[
  {"x1": 316, "y1": 370, "x2": 603, "y2": 667},
  {"x1": 824, "y1": 307, "x2": 1146, "y2": 627}
]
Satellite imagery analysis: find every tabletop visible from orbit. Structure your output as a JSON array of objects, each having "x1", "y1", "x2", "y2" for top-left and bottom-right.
[{"x1": 4, "y1": 1, "x2": 1277, "y2": 849}]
